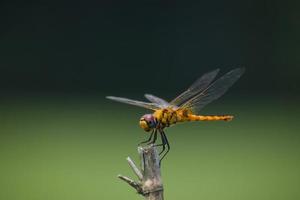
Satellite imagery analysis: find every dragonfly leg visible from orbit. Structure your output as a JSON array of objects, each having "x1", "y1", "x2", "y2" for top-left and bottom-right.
[
  {"x1": 158, "y1": 131, "x2": 166, "y2": 155},
  {"x1": 159, "y1": 130, "x2": 170, "y2": 165},
  {"x1": 139, "y1": 129, "x2": 154, "y2": 145},
  {"x1": 147, "y1": 129, "x2": 158, "y2": 145}
]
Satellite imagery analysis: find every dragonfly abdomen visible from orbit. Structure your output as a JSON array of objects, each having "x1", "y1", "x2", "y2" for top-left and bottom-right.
[{"x1": 185, "y1": 114, "x2": 233, "y2": 121}]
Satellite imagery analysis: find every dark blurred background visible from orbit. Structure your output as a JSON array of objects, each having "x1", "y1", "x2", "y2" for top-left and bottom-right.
[
  {"x1": 0, "y1": 1, "x2": 299, "y2": 200},
  {"x1": 0, "y1": 0, "x2": 299, "y2": 97}
]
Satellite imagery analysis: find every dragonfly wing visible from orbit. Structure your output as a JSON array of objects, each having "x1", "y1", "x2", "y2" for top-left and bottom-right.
[
  {"x1": 106, "y1": 96, "x2": 160, "y2": 110},
  {"x1": 181, "y1": 68, "x2": 245, "y2": 113},
  {"x1": 170, "y1": 69, "x2": 220, "y2": 106},
  {"x1": 144, "y1": 94, "x2": 170, "y2": 108}
]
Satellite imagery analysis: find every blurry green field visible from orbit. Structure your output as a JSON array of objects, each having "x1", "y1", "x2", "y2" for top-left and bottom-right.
[{"x1": 0, "y1": 97, "x2": 299, "y2": 200}]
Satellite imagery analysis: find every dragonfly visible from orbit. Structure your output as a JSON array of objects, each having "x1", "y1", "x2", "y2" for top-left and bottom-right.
[{"x1": 106, "y1": 68, "x2": 245, "y2": 162}]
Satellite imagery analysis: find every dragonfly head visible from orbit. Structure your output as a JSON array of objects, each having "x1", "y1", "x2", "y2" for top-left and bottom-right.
[{"x1": 139, "y1": 114, "x2": 157, "y2": 132}]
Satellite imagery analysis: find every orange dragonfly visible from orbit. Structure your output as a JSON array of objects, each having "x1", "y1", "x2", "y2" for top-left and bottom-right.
[{"x1": 107, "y1": 68, "x2": 245, "y2": 162}]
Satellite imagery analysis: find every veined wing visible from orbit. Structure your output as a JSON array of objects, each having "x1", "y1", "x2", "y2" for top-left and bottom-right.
[
  {"x1": 144, "y1": 94, "x2": 171, "y2": 108},
  {"x1": 170, "y1": 69, "x2": 220, "y2": 106},
  {"x1": 106, "y1": 96, "x2": 160, "y2": 110},
  {"x1": 181, "y1": 68, "x2": 245, "y2": 113}
]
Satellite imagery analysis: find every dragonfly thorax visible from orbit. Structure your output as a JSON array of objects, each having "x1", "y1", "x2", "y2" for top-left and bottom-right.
[{"x1": 139, "y1": 114, "x2": 157, "y2": 132}]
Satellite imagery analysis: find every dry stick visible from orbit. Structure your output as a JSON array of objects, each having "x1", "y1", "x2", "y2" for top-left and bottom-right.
[{"x1": 118, "y1": 144, "x2": 164, "y2": 200}]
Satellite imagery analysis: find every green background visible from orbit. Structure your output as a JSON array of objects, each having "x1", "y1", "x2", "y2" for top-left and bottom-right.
[
  {"x1": 1, "y1": 98, "x2": 299, "y2": 200},
  {"x1": 0, "y1": 0, "x2": 299, "y2": 200}
]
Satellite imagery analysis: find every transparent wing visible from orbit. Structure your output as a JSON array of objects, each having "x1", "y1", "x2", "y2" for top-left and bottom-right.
[
  {"x1": 181, "y1": 68, "x2": 245, "y2": 113},
  {"x1": 106, "y1": 96, "x2": 160, "y2": 110},
  {"x1": 170, "y1": 69, "x2": 220, "y2": 106},
  {"x1": 144, "y1": 94, "x2": 171, "y2": 108}
]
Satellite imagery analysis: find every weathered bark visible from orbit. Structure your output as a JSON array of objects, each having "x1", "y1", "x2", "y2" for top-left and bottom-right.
[{"x1": 118, "y1": 145, "x2": 164, "y2": 200}]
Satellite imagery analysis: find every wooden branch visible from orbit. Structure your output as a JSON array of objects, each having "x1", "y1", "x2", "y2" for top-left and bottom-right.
[{"x1": 118, "y1": 144, "x2": 164, "y2": 200}]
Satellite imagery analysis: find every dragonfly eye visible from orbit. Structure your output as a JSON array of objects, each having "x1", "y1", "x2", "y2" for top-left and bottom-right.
[
  {"x1": 140, "y1": 114, "x2": 156, "y2": 131},
  {"x1": 147, "y1": 121, "x2": 154, "y2": 127},
  {"x1": 146, "y1": 118, "x2": 156, "y2": 128}
]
